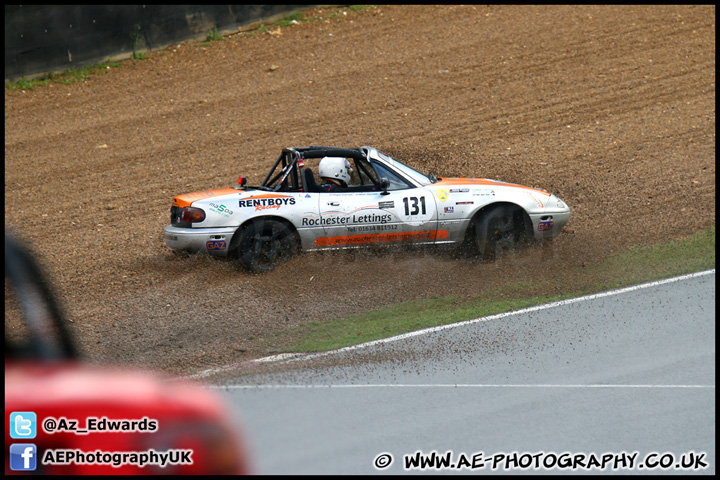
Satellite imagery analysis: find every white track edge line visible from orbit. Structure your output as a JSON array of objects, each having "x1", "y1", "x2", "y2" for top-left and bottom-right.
[
  {"x1": 189, "y1": 269, "x2": 715, "y2": 379},
  {"x1": 213, "y1": 383, "x2": 715, "y2": 390}
]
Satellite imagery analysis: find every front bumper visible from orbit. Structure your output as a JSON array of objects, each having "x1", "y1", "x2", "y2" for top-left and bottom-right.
[
  {"x1": 529, "y1": 210, "x2": 570, "y2": 240},
  {"x1": 163, "y1": 226, "x2": 239, "y2": 257}
]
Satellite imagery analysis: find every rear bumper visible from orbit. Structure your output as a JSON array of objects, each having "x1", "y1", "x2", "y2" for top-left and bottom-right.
[{"x1": 163, "y1": 226, "x2": 239, "y2": 257}]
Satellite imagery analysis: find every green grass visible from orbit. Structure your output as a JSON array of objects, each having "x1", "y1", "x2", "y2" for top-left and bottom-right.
[
  {"x1": 279, "y1": 293, "x2": 579, "y2": 353},
  {"x1": 256, "y1": 227, "x2": 715, "y2": 354},
  {"x1": 8, "y1": 77, "x2": 51, "y2": 90},
  {"x1": 349, "y1": 5, "x2": 377, "y2": 12},
  {"x1": 5, "y1": 61, "x2": 122, "y2": 91},
  {"x1": 206, "y1": 27, "x2": 224, "y2": 42},
  {"x1": 276, "y1": 11, "x2": 310, "y2": 27},
  {"x1": 130, "y1": 24, "x2": 147, "y2": 60},
  {"x1": 200, "y1": 28, "x2": 225, "y2": 46},
  {"x1": 595, "y1": 228, "x2": 715, "y2": 289}
]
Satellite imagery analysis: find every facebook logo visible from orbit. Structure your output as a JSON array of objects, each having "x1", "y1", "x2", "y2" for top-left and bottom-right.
[
  {"x1": 10, "y1": 411, "x2": 37, "y2": 439},
  {"x1": 10, "y1": 444, "x2": 37, "y2": 471}
]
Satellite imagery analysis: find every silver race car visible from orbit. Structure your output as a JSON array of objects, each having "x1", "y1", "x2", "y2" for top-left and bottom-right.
[{"x1": 163, "y1": 146, "x2": 570, "y2": 272}]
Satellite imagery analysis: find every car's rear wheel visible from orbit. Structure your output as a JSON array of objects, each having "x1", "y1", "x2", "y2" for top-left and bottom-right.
[
  {"x1": 475, "y1": 205, "x2": 527, "y2": 260},
  {"x1": 236, "y1": 219, "x2": 299, "y2": 273}
]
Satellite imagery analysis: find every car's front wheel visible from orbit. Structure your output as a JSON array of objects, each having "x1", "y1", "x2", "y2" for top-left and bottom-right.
[
  {"x1": 236, "y1": 219, "x2": 299, "y2": 273},
  {"x1": 475, "y1": 205, "x2": 528, "y2": 260}
]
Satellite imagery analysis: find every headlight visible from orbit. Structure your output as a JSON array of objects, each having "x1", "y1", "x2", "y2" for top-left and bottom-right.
[{"x1": 549, "y1": 194, "x2": 566, "y2": 209}]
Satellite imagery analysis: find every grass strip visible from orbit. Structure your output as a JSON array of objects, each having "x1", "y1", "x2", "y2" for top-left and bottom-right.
[{"x1": 257, "y1": 227, "x2": 715, "y2": 353}]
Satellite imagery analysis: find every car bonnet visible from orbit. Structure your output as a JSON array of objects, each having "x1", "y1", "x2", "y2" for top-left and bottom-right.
[{"x1": 434, "y1": 177, "x2": 549, "y2": 195}]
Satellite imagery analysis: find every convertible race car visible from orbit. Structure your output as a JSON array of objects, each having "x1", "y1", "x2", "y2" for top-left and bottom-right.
[{"x1": 163, "y1": 146, "x2": 570, "y2": 273}]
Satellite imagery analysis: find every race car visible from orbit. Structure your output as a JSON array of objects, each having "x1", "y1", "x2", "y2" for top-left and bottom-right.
[{"x1": 163, "y1": 146, "x2": 570, "y2": 273}]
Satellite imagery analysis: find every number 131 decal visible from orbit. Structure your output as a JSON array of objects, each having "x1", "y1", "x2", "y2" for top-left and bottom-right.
[{"x1": 403, "y1": 196, "x2": 427, "y2": 216}]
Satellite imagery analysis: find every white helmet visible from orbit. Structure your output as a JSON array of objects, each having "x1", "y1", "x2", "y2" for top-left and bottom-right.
[{"x1": 318, "y1": 157, "x2": 353, "y2": 186}]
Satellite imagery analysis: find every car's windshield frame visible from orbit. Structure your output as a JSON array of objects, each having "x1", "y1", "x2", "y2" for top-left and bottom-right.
[{"x1": 373, "y1": 150, "x2": 436, "y2": 186}]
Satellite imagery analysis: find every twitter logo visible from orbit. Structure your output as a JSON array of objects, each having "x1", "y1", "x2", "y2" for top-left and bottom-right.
[{"x1": 10, "y1": 412, "x2": 37, "y2": 439}]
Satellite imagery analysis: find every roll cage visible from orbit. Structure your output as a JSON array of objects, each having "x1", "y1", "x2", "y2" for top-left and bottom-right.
[
  {"x1": 256, "y1": 146, "x2": 428, "y2": 193},
  {"x1": 258, "y1": 146, "x2": 370, "y2": 192}
]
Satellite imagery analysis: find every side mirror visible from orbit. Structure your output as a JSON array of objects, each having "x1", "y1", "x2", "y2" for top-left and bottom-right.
[
  {"x1": 238, "y1": 176, "x2": 247, "y2": 188},
  {"x1": 379, "y1": 177, "x2": 390, "y2": 196}
]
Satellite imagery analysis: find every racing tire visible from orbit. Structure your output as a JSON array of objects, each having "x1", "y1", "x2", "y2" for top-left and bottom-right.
[
  {"x1": 236, "y1": 219, "x2": 299, "y2": 273},
  {"x1": 475, "y1": 205, "x2": 526, "y2": 260}
]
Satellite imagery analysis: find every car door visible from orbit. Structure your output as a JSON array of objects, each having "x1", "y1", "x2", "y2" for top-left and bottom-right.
[{"x1": 315, "y1": 159, "x2": 439, "y2": 248}]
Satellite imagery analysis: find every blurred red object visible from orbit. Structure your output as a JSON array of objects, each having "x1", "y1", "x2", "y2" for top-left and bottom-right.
[{"x1": 5, "y1": 233, "x2": 251, "y2": 474}]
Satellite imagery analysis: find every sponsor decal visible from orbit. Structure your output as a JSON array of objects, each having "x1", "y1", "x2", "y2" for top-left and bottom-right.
[
  {"x1": 348, "y1": 224, "x2": 398, "y2": 233},
  {"x1": 238, "y1": 194, "x2": 296, "y2": 211},
  {"x1": 378, "y1": 201, "x2": 395, "y2": 209},
  {"x1": 206, "y1": 240, "x2": 227, "y2": 250},
  {"x1": 302, "y1": 213, "x2": 393, "y2": 226},
  {"x1": 444, "y1": 207, "x2": 454, "y2": 214},
  {"x1": 449, "y1": 188, "x2": 469, "y2": 193},
  {"x1": 208, "y1": 202, "x2": 234, "y2": 217},
  {"x1": 456, "y1": 201, "x2": 474, "y2": 205},
  {"x1": 436, "y1": 189, "x2": 449, "y2": 202},
  {"x1": 472, "y1": 188, "x2": 496, "y2": 196},
  {"x1": 316, "y1": 230, "x2": 449, "y2": 247},
  {"x1": 538, "y1": 220, "x2": 554, "y2": 231}
]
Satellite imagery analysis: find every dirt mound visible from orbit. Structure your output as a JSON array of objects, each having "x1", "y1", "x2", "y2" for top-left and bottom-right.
[{"x1": 4, "y1": 5, "x2": 715, "y2": 376}]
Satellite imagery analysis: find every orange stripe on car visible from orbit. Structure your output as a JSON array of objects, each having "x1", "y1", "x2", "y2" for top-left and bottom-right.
[
  {"x1": 241, "y1": 193, "x2": 294, "y2": 200},
  {"x1": 172, "y1": 188, "x2": 238, "y2": 208},
  {"x1": 316, "y1": 230, "x2": 449, "y2": 247}
]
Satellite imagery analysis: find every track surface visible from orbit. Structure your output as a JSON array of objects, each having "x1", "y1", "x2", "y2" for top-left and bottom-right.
[
  {"x1": 4, "y1": 5, "x2": 715, "y2": 375},
  {"x1": 220, "y1": 272, "x2": 715, "y2": 474}
]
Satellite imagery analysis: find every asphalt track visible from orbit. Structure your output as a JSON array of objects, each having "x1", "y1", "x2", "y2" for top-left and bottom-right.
[{"x1": 217, "y1": 271, "x2": 715, "y2": 475}]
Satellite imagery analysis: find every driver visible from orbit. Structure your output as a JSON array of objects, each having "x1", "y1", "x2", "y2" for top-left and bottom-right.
[{"x1": 318, "y1": 156, "x2": 353, "y2": 191}]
